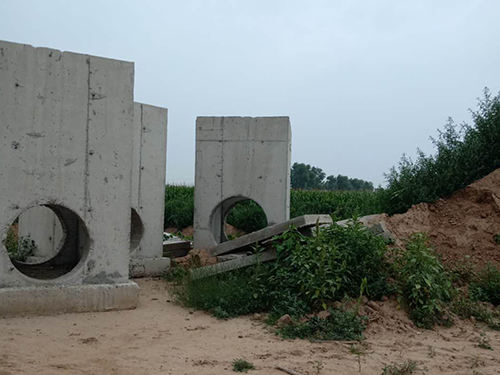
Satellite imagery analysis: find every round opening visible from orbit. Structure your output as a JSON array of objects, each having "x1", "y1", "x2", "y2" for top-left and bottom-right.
[
  {"x1": 2, "y1": 204, "x2": 90, "y2": 280},
  {"x1": 210, "y1": 197, "x2": 268, "y2": 244},
  {"x1": 130, "y1": 208, "x2": 144, "y2": 252}
]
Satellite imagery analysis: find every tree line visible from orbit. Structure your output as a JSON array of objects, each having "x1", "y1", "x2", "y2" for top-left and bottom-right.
[{"x1": 291, "y1": 162, "x2": 374, "y2": 191}]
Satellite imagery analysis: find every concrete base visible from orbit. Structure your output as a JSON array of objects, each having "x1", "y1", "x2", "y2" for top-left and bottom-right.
[
  {"x1": 0, "y1": 282, "x2": 139, "y2": 317},
  {"x1": 129, "y1": 257, "x2": 171, "y2": 278}
]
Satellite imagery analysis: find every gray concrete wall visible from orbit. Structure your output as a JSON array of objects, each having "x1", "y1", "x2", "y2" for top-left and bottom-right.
[
  {"x1": 0, "y1": 40, "x2": 135, "y2": 289},
  {"x1": 193, "y1": 117, "x2": 291, "y2": 249},
  {"x1": 130, "y1": 103, "x2": 167, "y2": 258},
  {"x1": 129, "y1": 102, "x2": 170, "y2": 276},
  {"x1": 13, "y1": 102, "x2": 170, "y2": 277}
]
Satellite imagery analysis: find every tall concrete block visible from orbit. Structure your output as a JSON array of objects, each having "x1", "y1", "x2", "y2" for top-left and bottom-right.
[
  {"x1": 193, "y1": 117, "x2": 291, "y2": 250},
  {"x1": 15, "y1": 102, "x2": 170, "y2": 277},
  {"x1": 129, "y1": 102, "x2": 170, "y2": 277},
  {"x1": 0, "y1": 40, "x2": 138, "y2": 315}
]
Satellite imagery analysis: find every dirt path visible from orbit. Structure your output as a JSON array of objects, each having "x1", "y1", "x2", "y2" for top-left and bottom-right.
[{"x1": 1, "y1": 279, "x2": 500, "y2": 375}]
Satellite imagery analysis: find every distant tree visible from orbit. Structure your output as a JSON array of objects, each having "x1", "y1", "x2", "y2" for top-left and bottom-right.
[
  {"x1": 291, "y1": 163, "x2": 326, "y2": 190},
  {"x1": 291, "y1": 163, "x2": 375, "y2": 191}
]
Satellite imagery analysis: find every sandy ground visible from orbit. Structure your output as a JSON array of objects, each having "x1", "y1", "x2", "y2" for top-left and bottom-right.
[{"x1": 1, "y1": 279, "x2": 500, "y2": 375}]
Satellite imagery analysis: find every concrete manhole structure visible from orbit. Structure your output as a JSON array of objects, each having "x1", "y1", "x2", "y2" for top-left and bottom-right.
[
  {"x1": 193, "y1": 116, "x2": 291, "y2": 251},
  {"x1": 0, "y1": 40, "x2": 168, "y2": 315}
]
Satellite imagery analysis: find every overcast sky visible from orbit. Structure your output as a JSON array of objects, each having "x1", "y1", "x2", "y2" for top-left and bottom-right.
[{"x1": 1, "y1": 0, "x2": 498, "y2": 186}]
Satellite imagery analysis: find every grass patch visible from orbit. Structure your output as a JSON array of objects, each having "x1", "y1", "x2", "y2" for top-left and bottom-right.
[
  {"x1": 277, "y1": 310, "x2": 367, "y2": 341},
  {"x1": 470, "y1": 264, "x2": 500, "y2": 306},
  {"x1": 382, "y1": 360, "x2": 420, "y2": 375},
  {"x1": 170, "y1": 269, "x2": 269, "y2": 319},
  {"x1": 232, "y1": 359, "x2": 255, "y2": 372}
]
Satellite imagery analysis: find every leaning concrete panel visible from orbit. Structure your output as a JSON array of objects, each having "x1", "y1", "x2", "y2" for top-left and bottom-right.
[
  {"x1": 207, "y1": 215, "x2": 332, "y2": 257},
  {"x1": 193, "y1": 117, "x2": 292, "y2": 249},
  {"x1": 0, "y1": 40, "x2": 138, "y2": 312}
]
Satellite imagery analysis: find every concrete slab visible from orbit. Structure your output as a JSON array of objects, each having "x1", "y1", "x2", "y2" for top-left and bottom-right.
[
  {"x1": 190, "y1": 250, "x2": 277, "y2": 280},
  {"x1": 207, "y1": 214, "x2": 332, "y2": 257}
]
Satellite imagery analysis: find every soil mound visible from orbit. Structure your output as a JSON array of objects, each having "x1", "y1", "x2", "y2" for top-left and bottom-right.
[{"x1": 385, "y1": 169, "x2": 500, "y2": 268}]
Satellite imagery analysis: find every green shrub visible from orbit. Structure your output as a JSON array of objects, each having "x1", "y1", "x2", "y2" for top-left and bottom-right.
[
  {"x1": 232, "y1": 359, "x2": 255, "y2": 373},
  {"x1": 3, "y1": 228, "x2": 37, "y2": 263},
  {"x1": 277, "y1": 309, "x2": 367, "y2": 341},
  {"x1": 164, "y1": 185, "x2": 194, "y2": 229},
  {"x1": 383, "y1": 88, "x2": 500, "y2": 215},
  {"x1": 226, "y1": 200, "x2": 268, "y2": 233},
  {"x1": 394, "y1": 233, "x2": 454, "y2": 328},
  {"x1": 269, "y1": 220, "x2": 391, "y2": 309},
  {"x1": 451, "y1": 296, "x2": 500, "y2": 330},
  {"x1": 470, "y1": 264, "x2": 500, "y2": 306}
]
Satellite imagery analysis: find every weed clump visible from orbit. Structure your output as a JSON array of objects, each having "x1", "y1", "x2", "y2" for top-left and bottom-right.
[
  {"x1": 382, "y1": 360, "x2": 420, "y2": 375},
  {"x1": 277, "y1": 309, "x2": 367, "y2": 341},
  {"x1": 470, "y1": 264, "x2": 500, "y2": 306},
  {"x1": 393, "y1": 233, "x2": 453, "y2": 328},
  {"x1": 232, "y1": 359, "x2": 255, "y2": 372}
]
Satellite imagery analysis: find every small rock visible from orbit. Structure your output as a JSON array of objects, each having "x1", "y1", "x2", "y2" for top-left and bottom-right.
[
  {"x1": 381, "y1": 296, "x2": 389, "y2": 302},
  {"x1": 277, "y1": 314, "x2": 293, "y2": 327},
  {"x1": 367, "y1": 301, "x2": 381, "y2": 311},
  {"x1": 252, "y1": 313, "x2": 262, "y2": 321},
  {"x1": 361, "y1": 296, "x2": 369, "y2": 305},
  {"x1": 238, "y1": 335, "x2": 243, "y2": 338},
  {"x1": 317, "y1": 310, "x2": 330, "y2": 320},
  {"x1": 471, "y1": 316, "x2": 476, "y2": 324},
  {"x1": 332, "y1": 301, "x2": 343, "y2": 310}
]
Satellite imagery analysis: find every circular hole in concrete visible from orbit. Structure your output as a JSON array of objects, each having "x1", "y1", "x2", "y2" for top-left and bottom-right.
[
  {"x1": 2, "y1": 204, "x2": 90, "y2": 280},
  {"x1": 130, "y1": 208, "x2": 144, "y2": 252},
  {"x1": 210, "y1": 197, "x2": 268, "y2": 244}
]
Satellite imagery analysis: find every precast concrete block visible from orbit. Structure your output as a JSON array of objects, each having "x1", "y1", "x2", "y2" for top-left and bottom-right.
[
  {"x1": 193, "y1": 117, "x2": 291, "y2": 250},
  {"x1": 14, "y1": 102, "x2": 171, "y2": 277},
  {"x1": 0, "y1": 40, "x2": 138, "y2": 313},
  {"x1": 129, "y1": 102, "x2": 170, "y2": 276}
]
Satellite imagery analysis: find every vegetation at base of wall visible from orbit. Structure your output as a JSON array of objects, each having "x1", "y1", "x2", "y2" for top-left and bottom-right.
[
  {"x1": 383, "y1": 88, "x2": 500, "y2": 215},
  {"x1": 164, "y1": 185, "x2": 385, "y2": 233}
]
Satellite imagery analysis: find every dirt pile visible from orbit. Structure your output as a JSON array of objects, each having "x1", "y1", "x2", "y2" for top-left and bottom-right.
[
  {"x1": 173, "y1": 249, "x2": 218, "y2": 269},
  {"x1": 384, "y1": 168, "x2": 500, "y2": 268}
]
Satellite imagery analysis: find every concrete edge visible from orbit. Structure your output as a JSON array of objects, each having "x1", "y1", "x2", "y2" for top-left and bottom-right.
[
  {"x1": 129, "y1": 257, "x2": 171, "y2": 278},
  {"x1": 0, "y1": 282, "x2": 140, "y2": 317}
]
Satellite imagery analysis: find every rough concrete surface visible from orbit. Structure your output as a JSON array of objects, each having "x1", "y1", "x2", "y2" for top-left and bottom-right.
[
  {"x1": 0, "y1": 40, "x2": 139, "y2": 313},
  {"x1": 193, "y1": 117, "x2": 291, "y2": 250}
]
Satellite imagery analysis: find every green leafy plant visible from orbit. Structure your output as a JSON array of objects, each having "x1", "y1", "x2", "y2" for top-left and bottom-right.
[
  {"x1": 232, "y1": 359, "x2": 255, "y2": 373},
  {"x1": 394, "y1": 233, "x2": 453, "y2": 328},
  {"x1": 3, "y1": 227, "x2": 37, "y2": 263}
]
